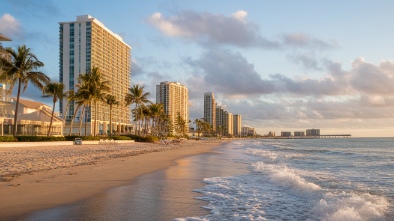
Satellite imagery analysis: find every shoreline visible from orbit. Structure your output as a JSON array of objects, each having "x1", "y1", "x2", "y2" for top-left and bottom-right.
[{"x1": 0, "y1": 140, "x2": 226, "y2": 220}]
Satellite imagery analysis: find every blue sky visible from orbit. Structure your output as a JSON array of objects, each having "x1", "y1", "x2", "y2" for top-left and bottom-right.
[{"x1": 1, "y1": 0, "x2": 394, "y2": 137}]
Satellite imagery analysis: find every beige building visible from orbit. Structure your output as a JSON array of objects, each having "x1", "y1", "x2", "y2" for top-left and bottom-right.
[
  {"x1": 233, "y1": 114, "x2": 242, "y2": 136},
  {"x1": 242, "y1": 126, "x2": 256, "y2": 137},
  {"x1": 59, "y1": 15, "x2": 132, "y2": 135},
  {"x1": 156, "y1": 81, "x2": 188, "y2": 135},
  {"x1": 204, "y1": 92, "x2": 216, "y2": 131},
  {"x1": 224, "y1": 111, "x2": 233, "y2": 136},
  {"x1": 0, "y1": 98, "x2": 63, "y2": 136}
]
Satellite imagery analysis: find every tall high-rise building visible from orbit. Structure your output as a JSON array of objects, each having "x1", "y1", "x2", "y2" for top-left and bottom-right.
[
  {"x1": 156, "y1": 81, "x2": 188, "y2": 135},
  {"x1": 224, "y1": 111, "x2": 233, "y2": 136},
  {"x1": 233, "y1": 114, "x2": 242, "y2": 136},
  {"x1": 59, "y1": 15, "x2": 132, "y2": 135},
  {"x1": 204, "y1": 92, "x2": 216, "y2": 131},
  {"x1": 216, "y1": 104, "x2": 225, "y2": 135}
]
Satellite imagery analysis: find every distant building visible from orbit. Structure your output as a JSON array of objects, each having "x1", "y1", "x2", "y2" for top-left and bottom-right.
[
  {"x1": 224, "y1": 111, "x2": 233, "y2": 136},
  {"x1": 215, "y1": 104, "x2": 225, "y2": 135},
  {"x1": 59, "y1": 15, "x2": 132, "y2": 135},
  {"x1": 294, "y1": 131, "x2": 305, "y2": 137},
  {"x1": 204, "y1": 92, "x2": 216, "y2": 131},
  {"x1": 242, "y1": 126, "x2": 256, "y2": 137},
  {"x1": 233, "y1": 114, "x2": 242, "y2": 136},
  {"x1": 268, "y1": 131, "x2": 276, "y2": 137},
  {"x1": 156, "y1": 81, "x2": 189, "y2": 135},
  {"x1": 281, "y1": 131, "x2": 292, "y2": 137},
  {"x1": 306, "y1": 129, "x2": 320, "y2": 137}
]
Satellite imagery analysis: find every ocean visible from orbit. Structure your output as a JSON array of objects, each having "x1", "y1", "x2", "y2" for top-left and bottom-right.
[
  {"x1": 22, "y1": 138, "x2": 393, "y2": 221},
  {"x1": 178, "y1": 138, "x2": 394, "y2": 221}
]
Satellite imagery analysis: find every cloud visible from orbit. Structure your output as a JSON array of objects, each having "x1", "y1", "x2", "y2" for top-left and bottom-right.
[
  {"x1": 282, "y1": 32, "x2": 337, "y2": 49},
  {"x1": 349, "y1": 57, "x2": 394, "y2": 95},
  {"x1": 148, "y1": 10, "x2": 337, "y2": 51},
  {"x1": 184, "y1": 49, "x2": 394, "y2": 123},
  {"x1": 0, "y1": 14, "x2": 22, "y2": 38},
  {"x1": 287, "y1": 54, "x2": 322, "y2": 71},
  {"x1": 185, "y1": 49, "x2": 276, "y2": 96},
  {"x1": 185, "y1": 48, "x2": 349, "y2": 97},
  {"x1": 148, "y1": 10, "x2": 279, "y2": 49}
]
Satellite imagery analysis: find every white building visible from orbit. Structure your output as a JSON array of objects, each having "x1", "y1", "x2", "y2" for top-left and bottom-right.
[
  {"x1": 59, "y1": 15, "x2": 132, "y2": 135},
  {"x1": 156, "y1": 81, "x2": 188, "y2": 135},
  {"x1": 0, "y1": 98, "x2": 63, "y2": 136}
]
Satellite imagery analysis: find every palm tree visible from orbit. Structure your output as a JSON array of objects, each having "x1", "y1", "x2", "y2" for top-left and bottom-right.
[
  {"x1": 193, "y1": 118, "x2": 204, "y2": 138},
  {"x1": 63, "y1": 89, "x2": 74, "y2": 121},
  {"x1": 105, "y1": 94, "x2": 119, "y2": 136},
  {"x1": 125, "y1": 84, "x2": 150, "y2": 135},
  {"x1": 42, "y1": 82, "x2": 65, "y2": 137},
  {"x1": 75, "y1": 67, "x2": 109, "y2": 136},
  {"x1": 0, "y1": 45, "x2": 50, "y2": 136},
  {"x1": 149, "y1": 103, "x2": 164, "y2": 136}
]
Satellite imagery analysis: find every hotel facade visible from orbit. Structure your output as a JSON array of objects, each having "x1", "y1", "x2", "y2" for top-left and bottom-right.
[
  {"x1": 59, "y1": 15, "x2": 132, "y2": 135},
  {"x1": 156, "y1": 81, "x2": 189, "y2": 135}
]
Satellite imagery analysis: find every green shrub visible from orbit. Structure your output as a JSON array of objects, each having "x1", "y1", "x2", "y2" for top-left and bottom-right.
[
  {"x1": 64, "y1": 136, "x2": 101, "y2": 141},
  {"x1": 112, "y1": 136, "x2": 132, "y2": 140},
  {"x1": 142, "y1": 136, "x2": 159, "y2": 143},
  {"x1": 14, "y1": 136, "x2": 66, "y2": 142},
  {"x1": 121, "y1": 135, "x2": 159, "y2": 142},
  {"x1": 0, "y1": 136, "x2": 18, "y2": 142}
]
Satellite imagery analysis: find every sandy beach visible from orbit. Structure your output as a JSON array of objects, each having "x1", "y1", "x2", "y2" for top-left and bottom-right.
[{"x1": 0, "y1": 140, "x2": 225, "y2": 220}]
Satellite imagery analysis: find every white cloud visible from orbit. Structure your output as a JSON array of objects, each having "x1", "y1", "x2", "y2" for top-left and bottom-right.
[
  {"x1": 0, "y1": 13, "x2": 22, "y2": 37},
  {"x1": 149, "y1": 13, "x2": 190, "y2": 37},
  {"x1": 232, "y1": 10, "x2": 248, "y2": 22},
  {"x1": 148, "y1": 10, "x2": 279, "y2": 48}
]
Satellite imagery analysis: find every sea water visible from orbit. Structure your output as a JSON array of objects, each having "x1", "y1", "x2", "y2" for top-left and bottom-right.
[{"x1": 177, "y1": 138, "x2": 394, "y2": 221}]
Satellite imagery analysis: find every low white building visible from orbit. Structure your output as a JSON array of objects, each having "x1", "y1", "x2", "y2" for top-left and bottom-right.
[{"x1": 0, "y1": 98, "x2": 64, "y2": 136}]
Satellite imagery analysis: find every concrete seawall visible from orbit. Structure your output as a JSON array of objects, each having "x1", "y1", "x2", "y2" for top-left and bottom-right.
[{"x1": 0, "y1": 140, "x2": 135, "y2": 148}]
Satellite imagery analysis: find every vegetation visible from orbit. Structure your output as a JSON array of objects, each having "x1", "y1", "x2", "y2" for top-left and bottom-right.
[
  {"x1": 0, "y1": 136, "x2": 18, "y2": 142},
  {"x1": 122, "y1": 134, "x2": 159, "y2": 143},
  {"x1": 14, "y1": 136, "x2": 66, "y2": 142},
  {"x1": 105, "y1": 94, "x2": 119, "y2": 136},
  {"x1": 42, "y1": 82, "x2": 65, "y2": 136},
  {"x1": 0, "y1": 45, "x2": 50, "y2": 136},
  {"x1": 125, "y1": 84, "x2": 150, "y2": 135}
]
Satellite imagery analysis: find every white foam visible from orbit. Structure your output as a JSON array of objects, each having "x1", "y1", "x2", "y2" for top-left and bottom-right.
[
  {"x1": 177, "y1": 140, "x2": 392, "y2": 221},
  {"x1": 311, "y1": 192, "x2": 389, "y2": 221}
]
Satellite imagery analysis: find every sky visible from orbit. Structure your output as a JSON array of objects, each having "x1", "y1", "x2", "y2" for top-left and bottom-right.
[{"x1": 1, "y1": 0, "x2": 394, "y2": 137}]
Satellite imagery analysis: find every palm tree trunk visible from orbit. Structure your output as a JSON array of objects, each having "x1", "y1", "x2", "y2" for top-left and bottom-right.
[
  {"x1": 47, "y1": 97, "x2": 56, "y2": 137},
  {"x1": 84, "y1": 106, "x2": 88, "y2": 136},
  {"x1": 79, "y1": 105, "x2": 85, "y2": 136},
  {"x1": 109, "y1": 105, "x2": 112, "y2": 137},
  {"x1": 93, "y1": 100, "x2": 97, "y2": 136},
  {"x1": 12, "y1": 79, "x2": 22, "y2": 137},
  {"x1": 69, "y1": 104, "x2": 80, "y2": 136},
  {"x1": 64, "y1": 100, "x2": 70, "y2": 121}
]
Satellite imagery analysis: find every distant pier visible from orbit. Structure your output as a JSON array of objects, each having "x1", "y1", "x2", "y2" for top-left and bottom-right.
[
  {"x1": 270, "y1": 134, "x2": 352, "y2": 139},
  {"x1": 319, "y1": 134, "x2": 351, "y2": 138}
]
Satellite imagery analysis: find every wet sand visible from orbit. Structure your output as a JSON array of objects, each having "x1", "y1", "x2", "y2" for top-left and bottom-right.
[
  {"x1": 0, "y1": 140, "x2": 227, "y2": 220},
  {"x1": 20, "y1": 142, "x2": 247, "y2": 221}
]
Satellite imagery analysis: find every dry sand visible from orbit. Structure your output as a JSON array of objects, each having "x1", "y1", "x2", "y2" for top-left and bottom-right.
[{"x1": 0, "y1": 140, "x2": 225, "y2": 220}]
